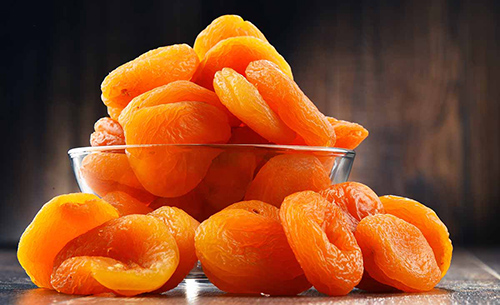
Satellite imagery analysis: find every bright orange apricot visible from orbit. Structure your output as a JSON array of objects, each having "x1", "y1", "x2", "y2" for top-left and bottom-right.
[
  {"x1": 229, "y1": 126, "x2": 270, "y2": 144},
  {"x1": 149, "y1": 207, "x2": 199, "y2": 292},
  {"x1": 51, "y1": 215, "x2": 179, "y2": 296},
  {"x1": 327, "y1": 117, "x2": 368, "y2": 150},
  {"x1": 213, "y1": 68, "x2": 296, "y2": 144},
  {"x1": 192, "y1": 37, "x2": 292, "y2": 90},
  {"x1": 124, "y1": 102, "x2": 231, "y2": 197},
  {"x1": 245, "y1": 154, "x2": 331, "y2": 207},
  {"x1": 280, "y1": 191, "x2": 363, "y2": 296},
  {"x1": 90, "y1": 117, "x2": 125, "y2": 147},
  {"x1": 194, "y1": 15, "x2": 267, "y2": 59},
  {"x1": 380, "y1": 195, "x2": 453, "y2": 278},
  {"x1": 195, "y1": 200, "x2": 311, "y2": 295},
  {"x1": 102, "y1": 191, "x2": 152, "y2": 216},
  {"x1": 17, "y1": 193, "x2": 119, "y2": 289},
  {"x1": 149, "y1": 189, "x2": 206, "y2": 222},
  {"x1": 101, "y1": 44, "x2": 199, "y2": 110},
  {"x1": 246, "y1": 60, "x2": 334, "y2": 146},
  {"x1": 107, "y1": 105, "x2": 122, "y2": 121},
  {"x1": 118, "y1": 80, "x2": 239, "y2": 128}
]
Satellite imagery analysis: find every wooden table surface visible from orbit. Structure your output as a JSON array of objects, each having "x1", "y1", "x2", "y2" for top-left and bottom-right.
[{"x1": 1, "y1": 249, "x2": 499, "y2": 304}]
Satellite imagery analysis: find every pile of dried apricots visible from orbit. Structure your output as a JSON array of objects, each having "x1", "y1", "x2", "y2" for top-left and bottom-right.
[{"x1": 18, "y1": 15, "x2": 452, "y2": 297}]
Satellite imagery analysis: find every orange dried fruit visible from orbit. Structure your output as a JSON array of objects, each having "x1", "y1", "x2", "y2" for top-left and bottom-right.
[
  {"x1": 17, "y1": 193, "x2": 119, "y2": 289},
  {"x1": 327, "y1": 117, "x2": 369, "y2": 150},
  {"x1": 107, "y1": 105, "x2": 122, "y2": 121},
  {"x1": 101, "y1": 44, "x2": 199, "y2": 111},
  {"x1": 118, "y1": 80, "x2": 239, "y2": 128},
  {"x1": 194, "y1": 15, "x2": 267, "y2": 59},
  {"x1": 80, "y1": 152, "x2": 155, "y2": 203},
  {"x1": 229, "y1": 126, "x2": 270, "y2": 144},
  {"x1": 198, "y1": 150, "x2": 257, "y2": 212},
  {"x1": 149, "y1": 189, "x2": 206, "y2": 222},
  {"x1": 246, "y1": 60, "x2": 334, "y2": 146},
  {"x1": 380, "y1": 195, "x2": 453, "y2": 278},
  {"x1": 90, "y1": 117, "x2": 125, "y2": 147},
  {"x1": 280, "y1": 191, "x2": 363, "y2": 296},
  {"x1": 192, "y1": 36, "x2": 293, "y2": 90},
  {"x1": 355, "y1": 214, "x2": 441, "y2": 292},
  {"x1": 213, "y1": 68, "x2": 296, "y2": 144},
  {"x1": 124, "y1": 101, "x2": 231, "y2": 197},
  {"x1": 319, "y1": 182, "x2": 384, "y2": 231},
  {"x1": 195, "y1": 200, "x2": 311, "y2": 295},
  {"x1": 51, "y1": 215, "x2": 179, "y2": 296},
  {"x1": 148, "y1": 207, "x2": 199, "y2": 292},
  {"x1": 102, "y1": 191, "x2": 152, "y2": 216},
  {"x1": 245, "y1": 154, "x2": 331, "y2": 207}
]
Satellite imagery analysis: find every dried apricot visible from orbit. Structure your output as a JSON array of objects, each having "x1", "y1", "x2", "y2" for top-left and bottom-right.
[
  {"x1": 192, "y1": 36, "x2": 292, "y2": 90},
  {"x1": 198, "y1": 150, "x2": 257, "y2": 212},
  {"x1": 149, "y1": 189, "x2": 206, "y2": 222},
  {"x1": 213, "y1": 68, "x2": 296, "y2": 144},
  {"x1": 80, "y1": 152, "x2": 155, "y2": 203},
  {"x1": 107, "y1": 105, "x2": 122, "y2": 121},
  {"x1": 280, "y1": 191, "x2": 363, "y2": 296},
  {"x1": 194, "y1": 15, "x2": 267, "y2": 59},
  {"x1": 246, "y1": 60, "x2": 334, "y2": 146},
  {"x1": 195, "y1": 200, "x2": 311, "y2": 295},
  {"x1": 355, "y1": 214, "x2": 441, "y2": 292},
  {"x1": 229, "y1": 126, "x2": 270, "y2": 144},
  {"x1": 327, "y1": 117, "x2": 368, "y2": 150},
  {"x1": 51, "y1": 215, "x2": 179, "y2": 296},
  {"x1": 319, "y1": 182, "x2": 384, "y2": 231},
  {"x1": 148, "y1": 207, "x2": 199, "y2": 292},
  {"x1": 90, "y1": 117, "x2": 125, "y2": 147},
  {"x1": 17, "y1": 193, "x2": 119, "y2": 289},
  {"x1": 380, "y1": 195, "x2": 453, "y2": 278},
  {"x1": 124, "y1": 102, "x2": 231, "y2": 197},
  {"x1": 101, "y1": 44, "x2": 199, "y2": 111},
  {"x1": 102, "y1": 191, "x2": 152, "y2": 216},
  {"x1": 245, "y1": 154, "x2": 331, "y2": 207},
  {"x1": 118, "y1": 80, "x2": 239, "y2": 128}
]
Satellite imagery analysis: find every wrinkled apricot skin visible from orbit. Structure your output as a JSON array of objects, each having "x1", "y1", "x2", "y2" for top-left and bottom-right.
[
  {"x1": 245, "y1": 154, "x2": 331, "y2": 207},
  {"x1": 101, "y1": 44, "x2": 199, "y2": 111},
  {"x1": 213, "y1": 68, "x2": 296, "y2": 144},
  {"x1": 246, "y1": 60, "x2": 334, "y2": 147},
  {"x1": 124, "y1": 102, "x2": 231, "y2": 197},
  {"x1": 149, "y1": 189, "x2": 206, "y2": 222},
  {"x1": 107, "y1": 106, "x2": 122, "y2": 121},
  {"x1": 17, "y1": 193, "x2": 119, "y2": 289},
  {"x1": 90, "y1": 117, "x2": 125, "y2": 147},
  {"x1": 355, "y1": 214, "x2": 441, "y2": 292},
  {"x1": 118, "y1": 80, "x2": 240, "y2": 128},
  {"x1": 51, "y1": 215, "x2": 179, "y2": 296},
  {"x1": 195, "y1": 201, "x2": 311, "y2": 295},
  {"x1": 380, "y1": 195, "x2": 453, "y2": 278},
  {"x1": 148, "y1": 207, "x2": 199, "y2": 292},
  {"x1": 102, "y1": 191, "x2": 152, "y2": 216},
  {"x1": 280, "y1": 191, "x2": 363, "y2": 296},
  {"x1": 194, "y1": 15, "x2": 267, "y2": 59},
  {"x1": 327, "y1": 117, "x2": 368, "y2": 150},
  {"x1": 80, "y1": 152, "x2": 155, "y2": 203},
  {"x1": 192, "y1": 37, "x2": 293, "y2": 90},
  {"x1": 198, "y1": 150, "x2": 257, "y2": 212},
  {"x1": 319, "y1": 182, "x2": 384, "y2": 231}
]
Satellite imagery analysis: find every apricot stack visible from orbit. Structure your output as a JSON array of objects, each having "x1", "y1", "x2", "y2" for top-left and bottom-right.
[{"x1": 17, "y1": 14, "x2": 452, "y2": 297}]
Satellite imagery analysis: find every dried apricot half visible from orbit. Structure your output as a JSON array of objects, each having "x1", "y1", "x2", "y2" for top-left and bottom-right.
[
  {"x1": 124, "y1": 101, "x2": 231, "y2": 197},
  {"x1": 280, "y1": 191, "x2": 363, "y2": 296},
  {"x1": 246, "y1": 60, "x2": 334, "y2": 146},
  {"x1": 17, "y1": 193, "x2": 119, "y2": 289},
  {"x1": 148, "y1": 207, "x2": 199, "y2": 292},
  {"x1": 118, "y1": 80, "x2": 239, "y2": 128},
  {"x1": 355, "y1": 214, "x2": 441, "y2": 292},
  {"x1": 380, "y1": 195, "x2": 453, "y2": 278},
  {"x1": 328, "y1": 117, "x2": 369, "y2": 150},
  {"x1": 195, "y1": 200, "x2": 311, "y2": 295},
  {"x1": 90, "y1": 117, "x2": 125, "y2": 147},
  {"x1": 194, "y1": 15, "x2": 267, "y2": 59},
  {"x1": 102, "y1": 191, "x2": 152, "y2": 216},
  {"x1": 192, "y1": 36, "x2": 292, "y2": 90},
  {"x1": 213, "y1": 68, "x2": 296, "y2": 144},
  {"x1": 101, "y1": 44, "x2": 199, "y2": 111},
  {"x1": 229, "y1": 126, "x2": 270, "y2": 144},
  {"x1": 51, "y1": 215, "x2": 179, "y2": 296},
  {"x1": 319, "y1": 182, "x2": 384, "y2": 231},
  {"x1": 149, "y1": 189, "x2": 206, "y2": 222},
  {"x1": 245, "y1": 154, "x2": 331, "y2": 207}
]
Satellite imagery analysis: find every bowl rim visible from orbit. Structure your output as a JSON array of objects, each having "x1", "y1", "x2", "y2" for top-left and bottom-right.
[{"x1": 68, "y1": 144, "x2": 355, "y2": 158}]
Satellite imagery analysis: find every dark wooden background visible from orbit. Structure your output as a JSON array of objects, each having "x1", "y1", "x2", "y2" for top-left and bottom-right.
[{"x1": 1, "y1": 0, "x2": 498, "y2": 246}]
